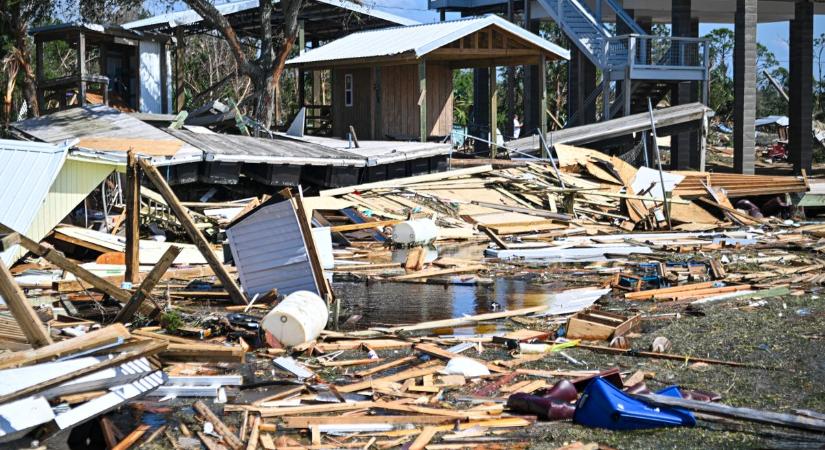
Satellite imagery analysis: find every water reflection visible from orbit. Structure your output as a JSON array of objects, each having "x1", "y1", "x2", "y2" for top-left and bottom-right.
[{"x1": 334, "y1": 278, "x2": 555, "y2": 335}]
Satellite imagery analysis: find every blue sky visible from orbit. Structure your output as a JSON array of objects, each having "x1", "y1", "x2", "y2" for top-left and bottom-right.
[
  {"x1": 700, "y1": 18, "x2": 825, "y2": 72},
  {"x1": 155, "y1": 0, "x2": 824, "y2": 73}
]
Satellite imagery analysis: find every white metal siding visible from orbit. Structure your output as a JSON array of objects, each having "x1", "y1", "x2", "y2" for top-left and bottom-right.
[
  {"x1": 0, "y1": 139, "x2": 69, "y2": 266},
  {"x1": 226, "y1": 200, "x2": 319, "y2": 297},
  {"x1": 19, "y1": 159, "x2": 116, "y2": 263}
]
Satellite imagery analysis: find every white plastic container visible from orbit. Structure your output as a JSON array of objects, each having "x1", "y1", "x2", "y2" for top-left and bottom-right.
[
  {"x1": 391, "y1": 218, "x2": 438, "y2": 246},
  {"x1": 261, "y1": 291, "x2": 328, "y2": 347}
]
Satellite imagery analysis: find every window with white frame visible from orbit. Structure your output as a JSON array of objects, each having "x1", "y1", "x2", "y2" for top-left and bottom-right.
[{"x1": 344, "y1": 73, "x2": 353, "y2": 107}]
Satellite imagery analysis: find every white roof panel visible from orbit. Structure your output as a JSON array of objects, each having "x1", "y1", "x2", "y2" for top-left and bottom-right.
[
  {"x1": 286, "y1": 14, "x2": 569, "y2": 66},
  {"x1": 0, "y1": 139, "x2": 70, "y2": 266},
  {"x1": 123, "y1": 0, "x2": 418, "y2": 30}
]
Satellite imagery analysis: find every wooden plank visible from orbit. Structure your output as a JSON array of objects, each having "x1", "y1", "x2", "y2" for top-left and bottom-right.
[
  {"x1": 336, "y1": 363, "x2": 444, "y2": 393},
  {"x1": 0, "y1": 324, "x2": 130, "y2": 369},
  {"x1": 279, "y1": 415, "x2": 454, "y2": 429},
  {"x1": 477, "y1": 225, "x2": 510, "y2": 249},
  {"x1": 0, "y1": 224, "x2": 132, "y2": 303},
  {"x1": 247, "y1": 415, "x2": 260, "y2": 450},
  {"x1": 291, "y1": 191, "x2": 333, "y2": 301},
  {"x1": 319, "y1": 166, "x2": 494, "y2": 197},
  {"x1": 193, "y1": 400, "x2": 244, "y2": 450},
  {"x1": 372, "y1": 402, "x2": 494, "y2": 420},
  {"x1": 227, "y1": 401, "x2": 375, "y2": 417},
  {"x1": 624, "y1": 281, "x2": 715, "y2": 300},
  {"x1": 114, "y1": 246, "x2": 181, "y2": 323},
  {"x1": 0, "y1": 232, "x2": 20, "y2": 251},
  {"x1": 313, "y1": 339, "x2": 412, "y2": 352},
  {"x1": 353, "y1": 355, "x2": 418, "y2": 377},
  {"x1": 125, "y1": 149, "x2": 140, "y2": 284},
  {"x1": 330, "y1": 219, "x2": 403, "y2": 233},
  {"x1": 389, "y1": 265, "x2": 485, "y2": 281},
  {"x1": 138, "y1": 159, "x2": 247, "y2": 305},
  {"x1": 410, "y1": 426, "x2": 437, "y2": 450},
  {"x1": 0, "y1": 339, "x2": 166, "y2": 405},
  {"x1": 385, "y1": 305, "x2": 548, "y2": 333},
  {"x1": 0, "y1": 256, "x2": 52, "y2": 348},
  {"x1": 112, "y1": 423, "x2": 151, "y2": 450}
]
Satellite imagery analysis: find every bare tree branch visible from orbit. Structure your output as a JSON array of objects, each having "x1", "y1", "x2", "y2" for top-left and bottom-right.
[{"x1": 185, "y1": 0, "x2": 256, "y2": 76}]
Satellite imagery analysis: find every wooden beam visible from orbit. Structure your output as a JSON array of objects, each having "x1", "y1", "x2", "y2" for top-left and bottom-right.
[
  {"x1": 114, "y1": 246, "x2": 181, "y2": 323},
  {"x1": 538, "y1": 53, "x2": 547, "y2": 157},
  {"x1": 77, "y1": 31, "x2": 87, "y2": 106},
  {"x1": 418, "y1": 60, "x2": 427, "y2": 143},
  {"x1": 0, "y1": 255, "x2": 52, "y2": 348},
  {"x1": 138, "y1": 159, "x2": 247, "y2": 305},
  {"x1": 175, "y1": 28, "x2": 185, "y2": 112},
  {"x1": 0, "y1": 232, "x2": 20, "y2": 251},
  {"x1": 372, "y1": 66, "x2": 381, "y2": 140},
  {"x1": 0, "y1": 223, "x2": 132, "y2": 303},
  {"x1": 291, "y1": 191, "x2": 333, "y2": 301},
  {"x1": 160, "y1": 41, "x2": 169, "y2": 114},
  {"x1": 489, "y1": 65, "x2": 497, "y2": 158},
  {"x1": 336, "y1": 364, "x2": 444, "y2": 393},
  {"x1": 389, "y1": 264, "x2": 486, "y2": 281},
  {"x1": 193, "y1": 400, "x2": 244, "y2": 450},
  {"x1": 386, "y1": 305, "x2": 548, "y2": 333},
  {"x1": 112, "y1": 424, "x2": 151, "y2": 450},
  {"x1": 125, "y1": 150, "x2": 140, "y2": 284}
]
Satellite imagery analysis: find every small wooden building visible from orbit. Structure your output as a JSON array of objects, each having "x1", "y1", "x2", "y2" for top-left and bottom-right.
[
  {"x1": 31, "y1": 23, "x2": 173, "y2": 114},
  {"x1": 287, "y1": 15, "x2": 569, "y2": 144}
]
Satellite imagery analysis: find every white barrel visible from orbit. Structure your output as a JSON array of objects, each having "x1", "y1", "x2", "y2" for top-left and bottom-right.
[
  {"x1": 392, "y1": 219, "x2": 438, "y2": 245},
  {"x1": 261, "y1": 291, "x2": 328, "y2": 347}
]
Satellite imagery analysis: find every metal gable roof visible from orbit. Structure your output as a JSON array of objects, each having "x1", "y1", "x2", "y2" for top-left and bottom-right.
[
  {"x1": 123, "y1": 0, "x2": 419, "y2": 31},
  {"x1": 0, "y1": 139, "x2": 70, "y2": 266},
  {"x1": 286, "y1": 14, "x2": 570, "y2": 66}
]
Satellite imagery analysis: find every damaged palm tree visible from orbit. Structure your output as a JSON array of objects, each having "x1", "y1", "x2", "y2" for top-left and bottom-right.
[{"x1": 183, "y1": 0, "x2": 304, "y2": 130}]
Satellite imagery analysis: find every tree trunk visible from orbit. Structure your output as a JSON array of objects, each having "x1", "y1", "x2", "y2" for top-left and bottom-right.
[
  {"x1": 2, "y1": 58, "x2": 19, "y2": 128},
  {"x1": 251, "y1": 71, "x2": 276, "y2": 133},
  {"x1": 13, "y1": 20, "x2": 39, "y2": 117},
  {"x1": 269, "y1": 33, "x2": 296, "y2": 130}
]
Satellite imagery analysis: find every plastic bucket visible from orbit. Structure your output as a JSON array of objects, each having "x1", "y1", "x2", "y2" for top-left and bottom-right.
[
  {"x1": 261, "y1": 291, "x2": 328, "y2": 346},
  {"x1": 392, "y1": 218, "x2": 438, "y2": 246}
]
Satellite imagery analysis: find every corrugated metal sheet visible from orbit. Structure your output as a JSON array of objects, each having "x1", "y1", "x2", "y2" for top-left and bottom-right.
[
  {"x1": 226, "y1": 200, "x2": 319, "y2": 297},
  {"x1": 286, "y1": 15, "x2": 570, "y2": 66},
  {"x1": 0, "y1": 139, "x2": 70, "y2": 266},
  {"x1": 123, "y1": 0, "x2": 418, "y2": 31}
]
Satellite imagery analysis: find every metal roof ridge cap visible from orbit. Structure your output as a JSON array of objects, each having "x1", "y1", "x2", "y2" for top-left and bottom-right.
[{"x1": 414, "y1": 16, "x2": 491, "y2": 57}]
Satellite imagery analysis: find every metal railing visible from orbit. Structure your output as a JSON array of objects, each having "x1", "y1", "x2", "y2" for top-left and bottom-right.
[{"x1": 604, "y1": 34, "x2": 709, "y2": 71}]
